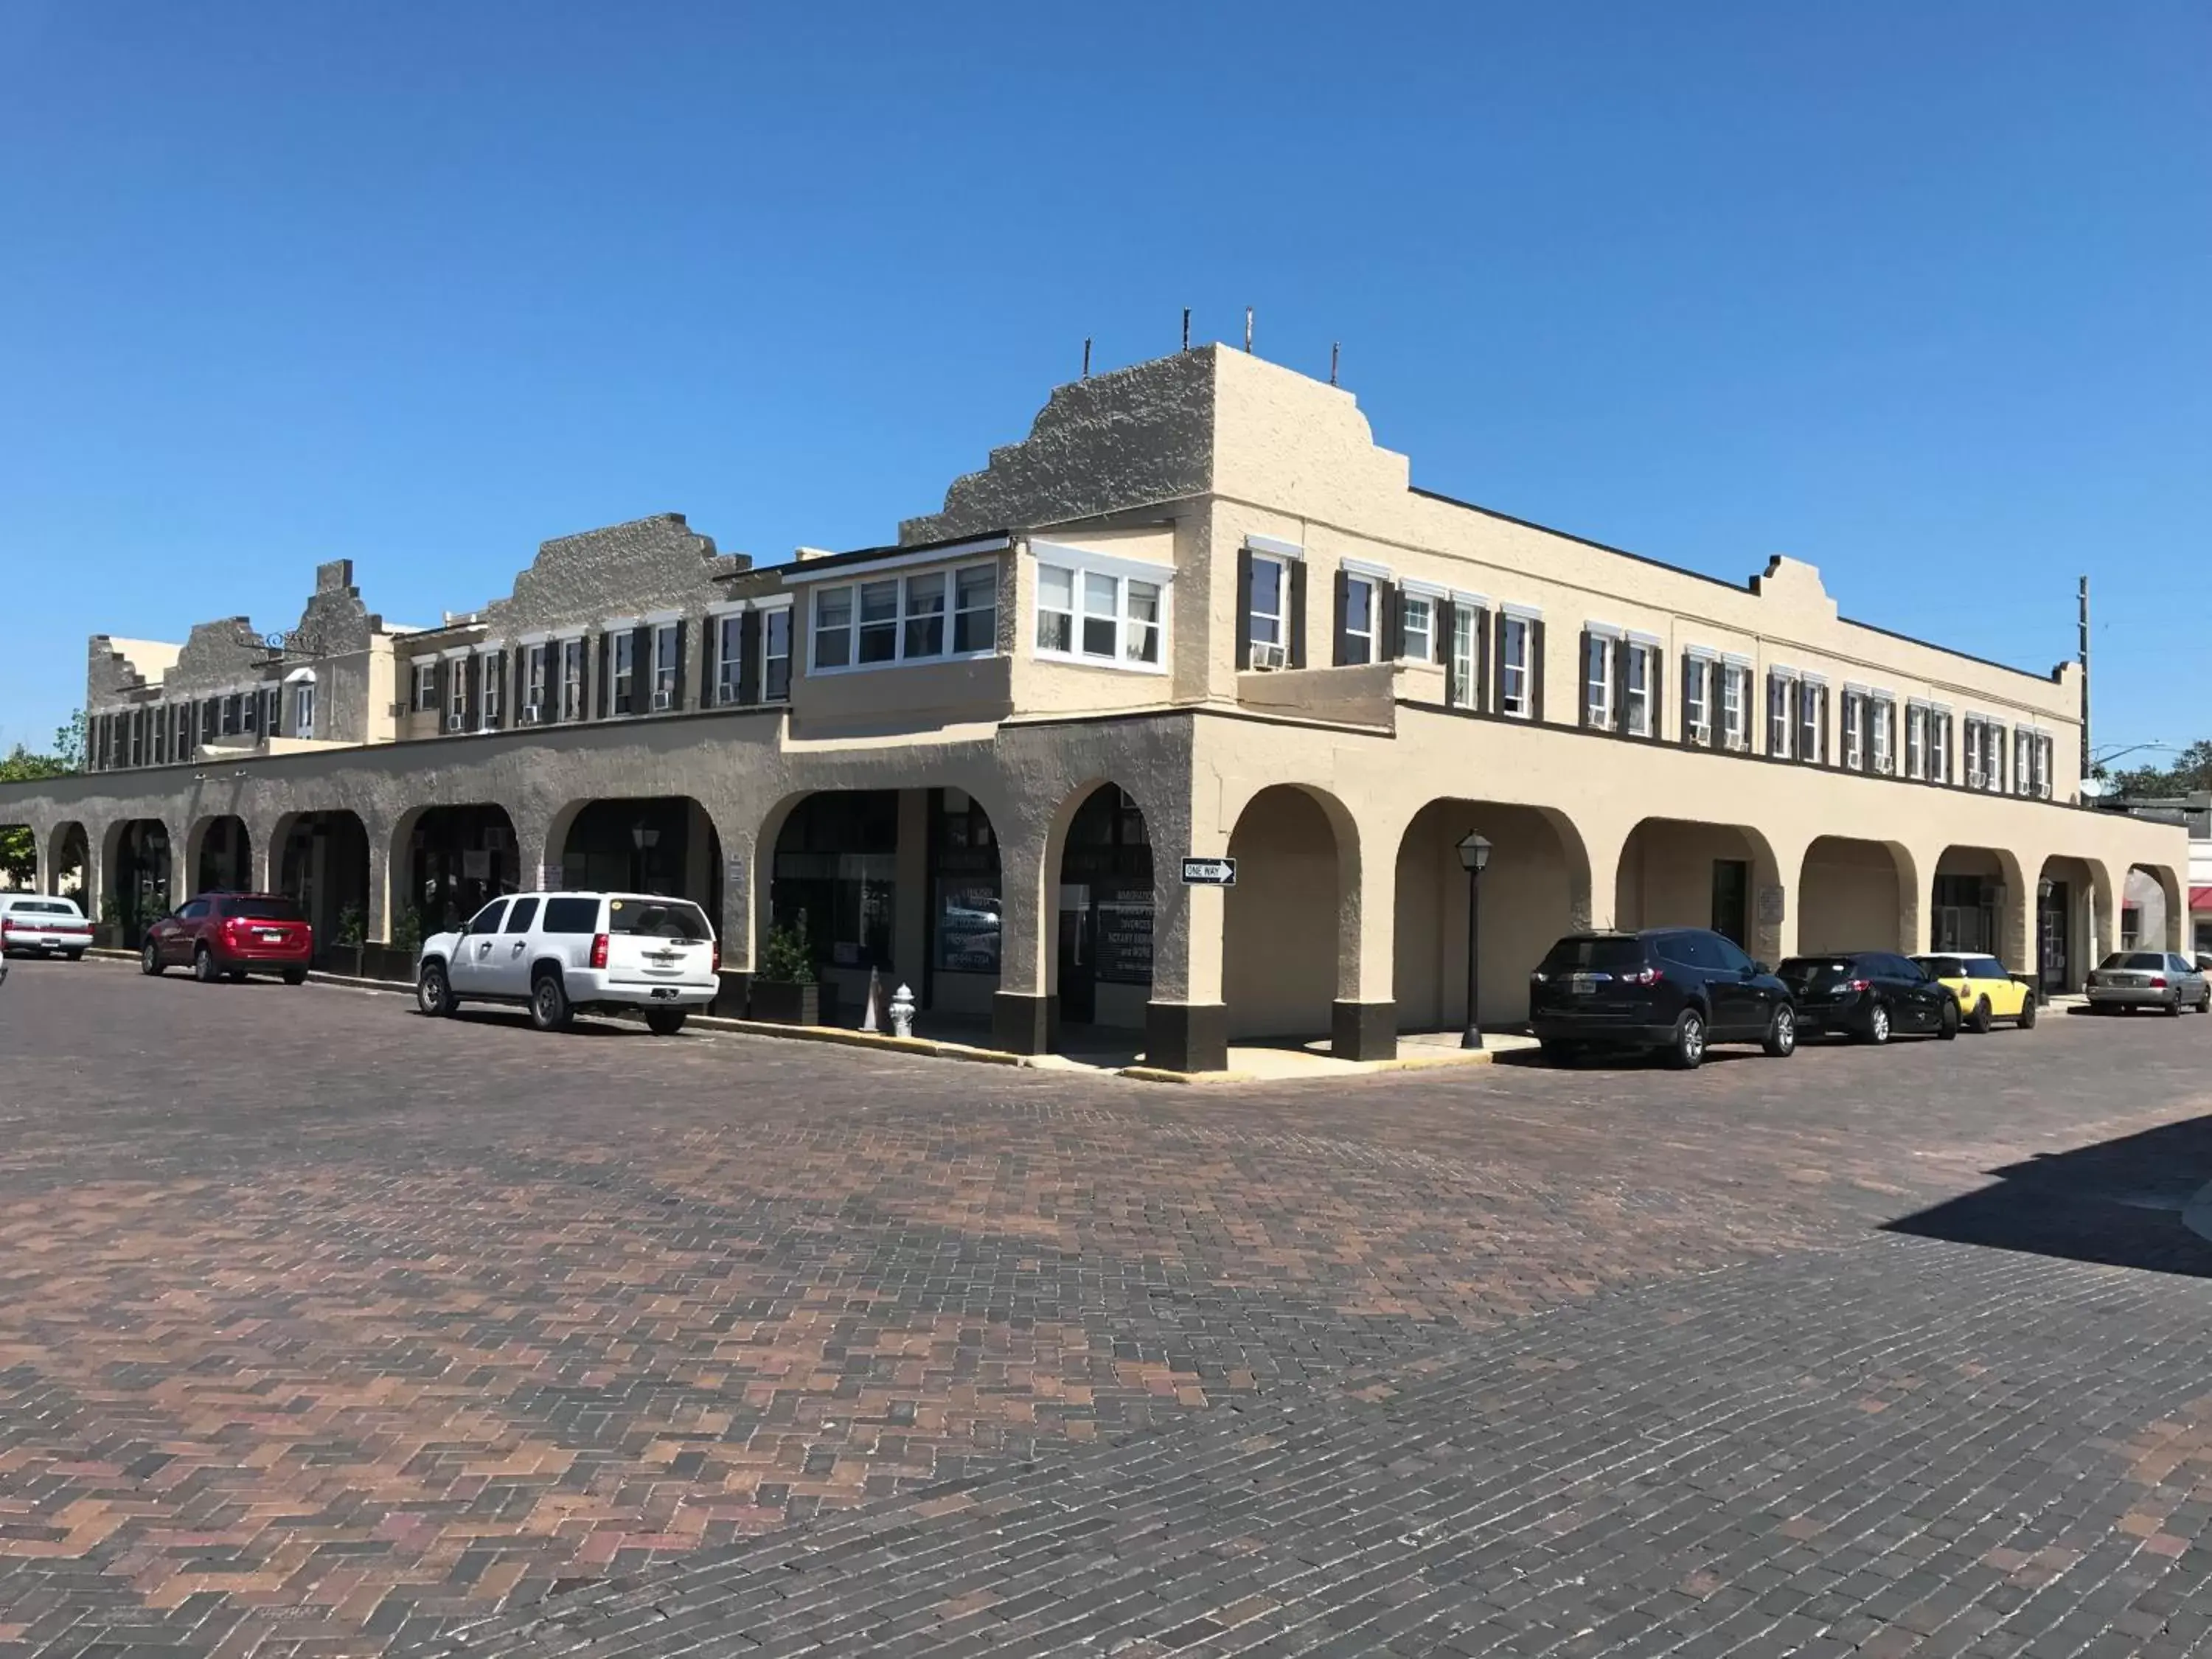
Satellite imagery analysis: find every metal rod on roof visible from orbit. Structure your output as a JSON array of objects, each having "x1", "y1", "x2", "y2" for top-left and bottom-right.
[
  {"x1": 1330, "y1": 342, "x2": 1340, "y2": 386},
  {"x1": 1082, "y1": 337, "x2": 1091, "y2": 379},
  {"x1": 2079, "y1": 576, "x2": 2090, "y2": 783},
  {"x1": 1244, "y1": 307, "x2": 1253, "y2": 352},
  {"x1": 1181, "y1": 307, "x2": 1191, "y2": 352}
]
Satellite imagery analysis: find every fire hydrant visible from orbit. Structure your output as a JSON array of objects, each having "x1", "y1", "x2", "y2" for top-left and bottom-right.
[{"x1": 889, "y1": 982, "x2": 916, "y2": 1040}]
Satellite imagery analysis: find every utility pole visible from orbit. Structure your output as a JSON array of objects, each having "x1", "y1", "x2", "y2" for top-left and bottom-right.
[{"x1": 2079, "y1": 577, "x2": 2090, "y2": 782}]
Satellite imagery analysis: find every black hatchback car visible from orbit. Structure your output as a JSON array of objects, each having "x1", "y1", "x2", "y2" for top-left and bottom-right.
[
  {"x1": 1529, "y1": 928, "x2": 1796, "y2": 1068},
  {"x1": 1778, "y1": 951, "x2": 1958, "y2": 1044}
]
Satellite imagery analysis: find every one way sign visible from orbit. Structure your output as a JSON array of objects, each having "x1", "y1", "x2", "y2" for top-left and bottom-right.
[{"x1": 1180, "y1": 856, "x2": 1237, "y2": 887}]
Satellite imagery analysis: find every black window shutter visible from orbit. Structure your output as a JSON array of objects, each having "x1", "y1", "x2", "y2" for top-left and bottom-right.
[
  {"x1": 1577, "y1": 630, "x2": 1594, "y2": 728},
  {"x1": 1489, "y1": 613, "x2": 1507, "y2": 711},
  {"x1": 1332, "y1": 568, "x2": 1352, "y2": 666},
  {"x1": 434, "y1": 658, "x2": 451, "y2": 728},
  {"x1": 1382, "y1": 582, "x2": 1403, "y2": 662},
  {"x1": 630, "y1": 624, "x2": 650, "y2": 712},
  {"x1": 1611, "y1": 637, "x2": 1629, "y2": 732},
  {"x1": 1647, "y1": 648, "x2": 1663, "y2": 742},
  {"x1": 1530, "y1": 620, "x2": 1547, "y2": 720},
  {"x1": 1680, "y1": 655, "x2": 1694, "y2": 747},
  {"x1": 672, "y1": 619, "x2": 689, "y2": 709},
  {"x1": 597, "y1": 633, "x2": 612, "y2": 717},
  {"x1": 513, "y1": 649, "x2": 529, "y2": 722},
  {"x1": 1234, "y1": 549, "x2": 1255, "y2": 671},
  {"x1": 1288, "y1": 561, "x2": 1308, "y2": 669},
  {"x1": 463, "y1": 655, "x2": 480, "y2": 729},
  {"x1": 1472, "y1": 608, "x2": 1489, "y2": 712},
  {"x1": 1860, "y1": 700, "x2": 1873, "y2": 774},
  {"x1": 738, "y1": 610, "x2": 762, "y2": 705},
  {"x1": 1438, "y1": 600, "x2": 1458, "y2": 705}
]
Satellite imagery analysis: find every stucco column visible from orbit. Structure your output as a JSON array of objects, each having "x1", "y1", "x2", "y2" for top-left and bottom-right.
[
  {"x1": 1751, "y1": 834, "x2": 1801, "y2": 970},
  {"x1": 1996, "y1": 874, "x2": 2035, "y2": 977},
  {"x1": 83, "y1": 821, "x2": 111, "y2": 926},
  {"x1": 1332, "y1": 818, "x2": 1399, "y2": 1062},
  {"x1": 987, "y1": 824, "x2": 1054, "y2": 1054},
  {"x1": 1576, "y1": 818, "x2": 1635, "y2": 933},
  {"x1": 1145, "y1": 827, "x2": 1228, "y2": 1073},
  {"x1": 364, "y1": 824, "x2": 394, "y2": 945},
  {"x1": 248, "y1": 819, "x2": 276, "y2": 894}
]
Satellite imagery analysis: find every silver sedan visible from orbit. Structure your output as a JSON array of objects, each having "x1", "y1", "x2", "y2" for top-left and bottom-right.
[{"x1": 2086, "y1": 952, "x2": 2212, "y2": 1015}]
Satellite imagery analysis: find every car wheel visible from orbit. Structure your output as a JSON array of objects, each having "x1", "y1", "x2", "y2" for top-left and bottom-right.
[
  {"x1": 192, "y1": 945, "x2": 218, "y2": 984},
  {"x1": 2017, "y1": 995, "x2": 2037, "y2": 1029},
  {"x1": 1858, "y1": 1003, "x2": 1892, "y2": 1046},
  {"x1": 1938, "y1": 998, "x2": 1960, "y2": 1040},
  {"x1": 416, "y1": 960, "x2": 456, "y2": 1017},
  {"x1": 530, "y1": 969, "x2": 574, "y2": 1032},
  {"x1": 1761, "y1": 1004, "x2": 1796, "y2": 1058},
  {"x1": 1969, "y1": 996, "x2": 1993, "y2": 1034},
  {"x1": 282, "y1": 968, "x2": 307, "y2": 986},
  {"x1": 644, "y1": 1008, "x2": 688, "y2": 1037},
  {"x1": 2166, "y1": 994, "x2": 2184, "y2": 1018},
  {"x1": 140, "y1": 941, "x2": 164, "y2": 976},
  {"x1": 1666, "y1": 1009, "x2": 1707, "y2": 1070}
]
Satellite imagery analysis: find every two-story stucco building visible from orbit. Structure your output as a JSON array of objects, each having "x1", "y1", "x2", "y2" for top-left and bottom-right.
[{"x1": 1, "y1": 345, "x2": 2186, "y2": 1069}]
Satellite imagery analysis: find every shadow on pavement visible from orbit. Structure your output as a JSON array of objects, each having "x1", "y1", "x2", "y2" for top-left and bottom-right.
[{"x1": 1885, "y1": 1113, "x2": 2212, "y2": 1277}]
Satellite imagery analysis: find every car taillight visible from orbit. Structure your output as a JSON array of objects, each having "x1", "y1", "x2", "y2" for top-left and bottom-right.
[
  {"x1": 2151, "y1": 976, "x2": 2168, "y2": 989},
  {"x1": 590, "y1": 933, "x2": 609, "y2": 970},
  {"x1": 1620, "y1": 967, "x2": 1663, "y2": 987},
  {"x1": 712, "y1": 940, "x2": 722, "y2": 973},
  {"x1": 221, "y1": 917, "x2": 243, "y2": 939},
  {"x1": 1846, "y1": 978, "x2": 1872, "y2": 992}
]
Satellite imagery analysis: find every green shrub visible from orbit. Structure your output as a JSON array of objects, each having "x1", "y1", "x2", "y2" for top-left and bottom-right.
[{"x1": 759, "y1": 912, "x2": 816, "y2": 984}]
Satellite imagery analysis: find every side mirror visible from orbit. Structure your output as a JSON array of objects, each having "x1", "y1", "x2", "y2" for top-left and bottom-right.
[{"x1": 1752, "y1": 961, "x2": 1773, "y2": 977}]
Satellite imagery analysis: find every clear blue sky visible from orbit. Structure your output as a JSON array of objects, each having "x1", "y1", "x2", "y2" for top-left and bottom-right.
[{"x1": 1, "y1": 1, "x2": 2204, "y2": 761}]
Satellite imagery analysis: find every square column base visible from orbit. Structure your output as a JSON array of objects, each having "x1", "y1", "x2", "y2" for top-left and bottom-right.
[
  {"x1": 991, "y1": 991, "x2": 1060, "y2": 1056},
  {"x1": 714, "y1": 970, "x2": 751, "y2": 1018},
  {"x1": 1332, "y1": 999, "x2": 1397, "y2": 1062},
  {"x1": 1146, "y1": 1001, "x2": 1228, "y2": 1074}
]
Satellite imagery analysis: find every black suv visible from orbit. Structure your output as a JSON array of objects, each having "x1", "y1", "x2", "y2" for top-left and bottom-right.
[
  {"x1": 1778, "y1": 951, "x2": 1958, "y2": 1044},
  {"x1": 1529, "y1": 929, "x2": 1796, "y2": 1068}
]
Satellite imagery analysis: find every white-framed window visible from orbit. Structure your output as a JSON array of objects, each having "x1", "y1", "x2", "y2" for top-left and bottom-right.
[
  {"x1": 1623, "y1": 639, "x2": 1655, "y2": 737},
  {"x1": 1905, "y1": 704, "x2": 1927, "y2": 779},
  {"x1": 1871, "y1": 697, "x2": 1895, "y2": 775},
  {"x1": 412, "y1": 660, "x2": 438, "y2": 712},
  {"x1": 1033, "y1": 559, "x2": 1166, "y2": 669},
  {"x1": 2034, "y1": 733, "x2": 2053, "y2": 799},
  {"x1": 447, "y1": 658, "x2": 468, "y2": 723},
  {"x1": 714, "y1": 613, "x2": 744, "y2": 705},
  {"x1": 1248, "y1": 555, "x2": 1287, "y2": 651},
  {"x1": 480, "y1": 653, "x2": 502, "y2": 724},
  {"x1": 1767, "y1": 671, "x2": 1794, "y2": 759},
  {"x1": 220, "y1": 693, "x2": 242, "y2": 737},
  {"x1": 2012, "y1": 728, "x2": 2033, "y2": 797},
  {"x1": 610, "y1": 630, "x2": 636, "y2": 712},
  {"x1": 293, "y1": 679, "x2": 316, "y2": 739},
  {"x1": 1584, "y1": 630, "x2": 1615, "y2": 728},
  {"x1": 1797, "y1": 680, "x2": 1826, "y2": 765},
  {"x1": 240, "y1": 686, "x2": 260, "y2": 736},
  {"x1": 1340, "y1": 573, "x2": 1378, "y2": 665},
  {"x1": 1930, "y1": 710, "x2": 1952, "y2": 785},
  {"x1": 558, "y1": 638, "x2": 585, "y2": 721},
  {"x1": 1400, "y1": 593, "x2": 1435, "y2": 664},
  {"x1": 1449, "y1": 605, "x2": 1479, "y2": 710},
  {"x1": 653, "y1": 623, "x2": 680, "y2": 706},
  {"x1": 1499, "y1": 613, "x2": 1534, "y2": 718},
  {"x1": 1963, "y1": 717, "x2": 1984, "y2": 788},
  {"x1": 524, "y1": 644, "x2": 549, "y2": 717},
  {"x1": 1842, "y1": 692, "x2": 1865, "y2": 768},
  {"x1": 761, "y1": 604, "x2": 793, "y2": 700},
  {"x1": 1683, "y1": 654, "x2": 1712, "y2": 745},
  {"x1": 817, "y1": 563, "x2": 1001, "y2": 673},
  {"x1": 1721, "y1": 662, "x2": 1750, "y2": 751}
]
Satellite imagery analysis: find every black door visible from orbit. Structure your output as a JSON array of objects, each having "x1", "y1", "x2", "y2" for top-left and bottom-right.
[
  {"x1": 1058, "y1": 888, "x2": 1096, "y2": 1024},
  {"x1": 1711, "y1": 860, "x2": 1749, "y2": 949}
]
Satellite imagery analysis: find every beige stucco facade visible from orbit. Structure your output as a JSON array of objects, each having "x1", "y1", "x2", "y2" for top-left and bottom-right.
[{"x1": 4, "y1": 346, "x2": 2183, "y2": 1068}]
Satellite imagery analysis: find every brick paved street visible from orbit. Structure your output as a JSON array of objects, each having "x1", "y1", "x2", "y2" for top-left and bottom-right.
[{"x1": 3, "y1": 961, "x2": 2211, "y2": 1657}]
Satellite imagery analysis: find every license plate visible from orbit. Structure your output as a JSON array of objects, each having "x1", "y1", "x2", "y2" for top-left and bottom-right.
[
  {"x1": 257, "y1": 929, "x2": 285, "y2": 942},
  {"x1": 1571, "y1": 975, "x2": 1597, "y2": 995}
]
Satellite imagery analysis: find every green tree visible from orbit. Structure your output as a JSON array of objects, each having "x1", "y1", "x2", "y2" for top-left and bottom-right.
[
  {"x1": 2103, "y1": 740, "x2": 2212, "y2": 799},
  {"x1": 52, "y1": 708, "x2": 86, "y2": 771},
  {"x1": 0, "y1": 742, "x2": 71, "y2": 887}
]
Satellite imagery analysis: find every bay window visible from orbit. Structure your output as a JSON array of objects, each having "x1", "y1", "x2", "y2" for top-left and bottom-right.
[
  {"x1": 817, "y1": 563, "x2": 1004, "y2": 672},
  {"x1": 1033, "y1": 556, "x2": 1168, "y2": 669}
]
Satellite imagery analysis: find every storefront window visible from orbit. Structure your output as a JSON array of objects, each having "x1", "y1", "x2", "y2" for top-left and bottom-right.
[
  {"x1": 772, "y1": 791, "x2": 897, "y2": 971},
  {"x1": 933, "y1": 788, "x2": 1001, "y2": 973}
]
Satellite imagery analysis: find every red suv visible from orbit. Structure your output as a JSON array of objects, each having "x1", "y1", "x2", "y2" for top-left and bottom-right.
[{"x1": 141, "y1": 892, "x2": 314, "y2": 984}]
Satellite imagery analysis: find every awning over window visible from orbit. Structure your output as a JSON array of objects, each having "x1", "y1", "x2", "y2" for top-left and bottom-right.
[{"x1": 2189, "y1": 886, "x2": 2212, "y2": 911}]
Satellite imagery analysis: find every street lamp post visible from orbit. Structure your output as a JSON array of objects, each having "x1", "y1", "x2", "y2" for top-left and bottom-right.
[
  {"x1": 1457, "y1": 831, "x2": 1492, "y2": 1049},
  {"x1": 2037, "y1": 874, "x2": 2056, "y2": 992}
]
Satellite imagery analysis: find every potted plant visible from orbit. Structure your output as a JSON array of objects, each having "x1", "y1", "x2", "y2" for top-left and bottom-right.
[
  {"x1": 751, "y1": 911, "x2": 820, "y2": 1025},
  {"x1": 93, "y1": 894, "x2": 124, "y2": 952},
  {"x1": 334, "y1": 903, "x2": 366, "y2": 978}
]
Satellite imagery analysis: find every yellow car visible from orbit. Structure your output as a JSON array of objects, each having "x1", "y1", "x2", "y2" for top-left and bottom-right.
[{"x1": 1912, "y1": 953, "x2": 2037, "y2": 1032}]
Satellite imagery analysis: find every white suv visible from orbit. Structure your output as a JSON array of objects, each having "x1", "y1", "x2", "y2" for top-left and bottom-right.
[{"x1": 415, "y1": 891, "x2": 719, "y2": 1035}]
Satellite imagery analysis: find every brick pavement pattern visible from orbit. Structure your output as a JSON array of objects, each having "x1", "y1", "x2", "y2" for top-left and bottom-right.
[{"x1": 0, "y1": 960, "x2": 2209, "y2": 1658}]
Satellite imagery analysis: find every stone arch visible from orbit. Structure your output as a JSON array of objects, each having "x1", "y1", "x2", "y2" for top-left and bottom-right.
[
  {"x1": 1795, "y1": 836, "x2": 1921, "y2": 956},
  {"x1": 1394, "y1": 799, "x2": 1593, "y2": 1033},
  {"x1": 270, "y1": 808, "x2": 374, "y2": 965},
  {"x1": 1932, "y1": 844, "x2": 2031, "y2": 968},
  {"x1": 1223, "y1": 782, "x2": 1363, "y2": 1048},
  {"x1": 1614, "y1": 815, "x2": 1787, "y2": 964},
  {"x1": 1046, "y1": 782, "x2": 1157, "y2": 1037},
  {"x1": 2129, "y1": 862, "x2": 2186, "y2": 953},
  {"x1": 102, "y1": 818, "x2": 175, "y2": 946},
  {"x1": 389, "y1": 801, "x2": 522, "y2": 940},
  {"x1": 184, "y1": 813, "x2": 254, "y2": 894},
  {"x1": 46, "y1": 821, "x2": 89, "y2": 900}
]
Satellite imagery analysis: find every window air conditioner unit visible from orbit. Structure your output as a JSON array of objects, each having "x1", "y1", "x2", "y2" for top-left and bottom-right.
[
  {"x1": 1249, "y1": 641, "x2": 1288, "y2": 671},
  {"x1": 522, "y1": 703, "x2": 543, "y2": 724},
  {"x1": 446, "y1": 713, "x2": 465, "y2": 733},
  {"x1": 652, "y1": 689, "x2": 673, "y2": 711}
]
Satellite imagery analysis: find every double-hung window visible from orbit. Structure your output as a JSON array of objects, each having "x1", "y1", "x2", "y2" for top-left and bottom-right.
[
  {"x1": 1399, "y1": 593, "x2": 1435, "y2": 664},
  {"x1": 815, "y1": 586, "x2": 855, "y2": 668},
  {"x1": 1870, "y1": 697, "x2": 1895, "y2": 774},
  {"x1": 1247, "y1": 556, "x2": 1287, "y2": 657},
  {"x1": 1797, "y1": 678, "x2": 1826, "y2": 764},
  {"x1": 714, "y1": 613, "x2": 744, "y2": 705},
  {"x1": 651, "y1": 623, "x2": 679, "y2": 708},
  {"x1": 610, "y1": 630, "x2": 636, "y2": 712},
  {"x1": 953, "y1": 566, "x2": 997, "y2": 654},
  {"x1": 1905, "y1": 704, "x2": 1927, "y2": 779},
  {"x1": 1929, "y1": 710, "x2": 1951, "y2": 784},
  {"x1": 413, "y1": 661, "x2": 438, "y2": 712},
  {"x1": 1583, "y1": 629, "x2": 1615, "y2": 728},
  {"x1": 2034, "y1": 734, "x2": 2053, "y2": 799},
  {"x1": 817, "y1": 563, "x2": 1004, "y2": 672},
  {"x1": 220, "y1": 693, "x2": 242, "y2": 737},
  {"x1": 1622, "y1": 638, "x2": 1655, "y2": 737},
  {"x1": 858, "y1": 580, "x2": 900, "y2": 664},
  {"x1": 1843, "y1": 691, "x2": 1865, "y2": 768},
  {"x1": 293, "y1": 679, "x2": 316, "y2": 739},
  {"x1": 240, "y1": 687, "x2": 260, "y2": 737},
  {"x1": 1767, "y1": 671, "x2": 1794, "y2": 759},
  {"x1": 1683, "y1": 653, "x2": 1713, "y2": 745},
  {"x1": 448, "y1": 657, "x2": 469, "y2": 726},
  {"x1": 2012, "y1": 728, "x2": 2033, "y2": 797},
  {"x1": 1033, "y1": 556, "x2": 1166, "y2": 669},
  {"x1": 524, "y1": 644, "x2": 549, "y2": 717},
  {"x1": 1721, "y1": 661, "x2": 1750, "y2": 751},
  {"x1": 1498, "y1": 613, "x2": 1534, "y2": 718},
  {"x1": 481, "y1": 653, "x2": 502, "y2": 725}
]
